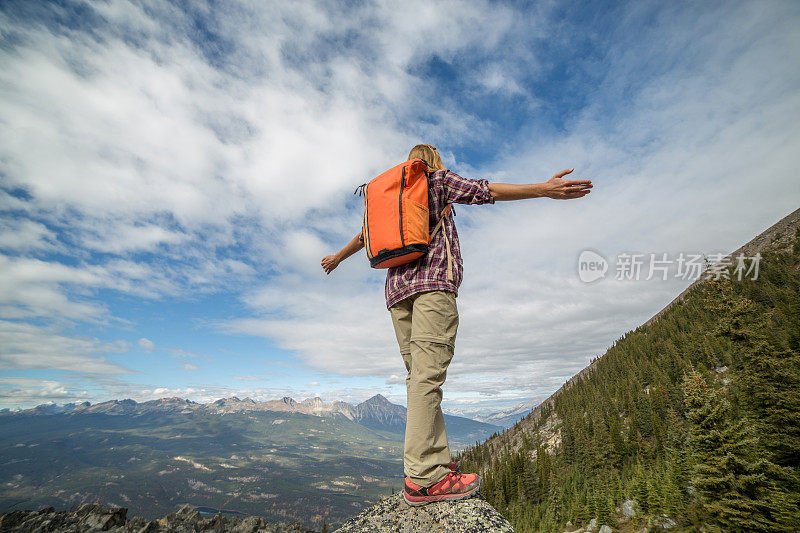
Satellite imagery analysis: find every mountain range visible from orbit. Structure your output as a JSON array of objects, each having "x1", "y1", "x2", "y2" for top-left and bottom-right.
[
  {"x1": 1, "y1": 393, "x2": 499, "y2": 441},
  {"x1": 465, "y1": 397, "x2": 547, "y2": 429},
  {"x1": 0, "y1": 392, "x2": 501, "y2": 528}
]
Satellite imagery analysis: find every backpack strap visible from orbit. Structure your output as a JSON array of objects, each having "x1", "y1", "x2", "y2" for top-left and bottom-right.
[{"x1": 430, "y1": 204, "x2": 454, "y2": 282}]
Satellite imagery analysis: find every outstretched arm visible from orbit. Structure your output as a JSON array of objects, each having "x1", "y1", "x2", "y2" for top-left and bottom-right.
[
  {"x1": 488, "y1": 168, "x2": 592, "y2": 201},
  {"x1": 321, "y1": 232, "x2": 364, "y2": 275}
]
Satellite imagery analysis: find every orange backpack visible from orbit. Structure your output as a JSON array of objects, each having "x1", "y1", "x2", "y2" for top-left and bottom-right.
[{"x1": 356, "y1": 159, "x2": 453, "y2": 278}]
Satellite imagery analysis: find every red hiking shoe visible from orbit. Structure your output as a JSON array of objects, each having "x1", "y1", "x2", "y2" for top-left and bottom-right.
[{"x1": 403, "y1": 469, "x2": 482, "y2": 507}]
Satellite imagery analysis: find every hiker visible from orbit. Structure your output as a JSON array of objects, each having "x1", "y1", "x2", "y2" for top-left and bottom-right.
[{"x1": 321, "y1": 144, "x2": 592, "y2": 506}]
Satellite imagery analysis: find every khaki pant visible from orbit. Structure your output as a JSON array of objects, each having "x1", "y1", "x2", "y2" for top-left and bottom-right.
[{"x1": 389, "y1": 290, "x2": 458, "y2": 487}]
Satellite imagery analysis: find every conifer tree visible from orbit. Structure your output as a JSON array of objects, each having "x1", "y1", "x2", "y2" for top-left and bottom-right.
[
  {"x1": 664, "y1": 463, "x2": 682, "y2": 516},
  {"x1": 647, "y1": 475, "x2": 663, "y2": 515},
  {"x1": 547, "y1": 474, "x2": 562, "y2": 525},
  {"x1": 596, "y1": 488, "x2": 615, "y2": 528},
  {"x1": 715, "y1": 279, "x2": 800, "y2": 471},
  {"x1": 634, "y1": 464, "x2": 649, "y2": 514},
  {"x1": 706, "y1": 273, "x2": 800, "y2": 527},
  {"x1": 683, "y1": 369, "x2": 785, "y2": 532}
]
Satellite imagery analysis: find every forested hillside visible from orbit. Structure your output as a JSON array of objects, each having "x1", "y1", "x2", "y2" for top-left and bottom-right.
[{"x1": 457, "y1": 217, "x2": 800, "y2": 532}]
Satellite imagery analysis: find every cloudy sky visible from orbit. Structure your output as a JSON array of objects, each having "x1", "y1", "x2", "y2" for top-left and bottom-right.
[{"x1": 1, "y1": 0, "x2": 798, "y2": 415}]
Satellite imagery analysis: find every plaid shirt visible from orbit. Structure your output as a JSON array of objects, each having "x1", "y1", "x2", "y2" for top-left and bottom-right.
[{"x1": 384, "y1": 169, "x2": 494, "y2": 309}]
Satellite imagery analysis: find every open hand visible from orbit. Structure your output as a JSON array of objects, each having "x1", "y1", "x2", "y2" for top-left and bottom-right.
[
  {"x1": 321, "y1": 255, "x2": 340, "y2": 275},
  {"x1": 544, "y1": 168, "x2": 592, "y2": 199}
]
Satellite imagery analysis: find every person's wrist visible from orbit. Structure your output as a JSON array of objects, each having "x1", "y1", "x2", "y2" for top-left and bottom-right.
[{"x1": 533, "y1": 182, "x2": 549, "y2": 198}]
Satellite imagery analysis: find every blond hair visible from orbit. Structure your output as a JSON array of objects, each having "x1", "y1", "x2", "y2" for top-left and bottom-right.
[{"x1": 408, "y1": 144, "x2": 446, "y2": 171}]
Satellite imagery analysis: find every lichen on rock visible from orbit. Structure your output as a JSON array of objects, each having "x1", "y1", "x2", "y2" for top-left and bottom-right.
[{"x1": 333, "y1": 493, "x2": 514, "y2": 533}]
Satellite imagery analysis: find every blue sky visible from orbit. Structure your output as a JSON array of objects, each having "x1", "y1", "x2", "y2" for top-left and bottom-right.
[{"x1": 1, "y1": 0, "x2": 799, "y2": 415}]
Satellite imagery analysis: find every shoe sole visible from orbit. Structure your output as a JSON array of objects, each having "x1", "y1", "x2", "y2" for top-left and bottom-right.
[{"x1": 403, "y1": 476, "x2": 482, "y2": 507}]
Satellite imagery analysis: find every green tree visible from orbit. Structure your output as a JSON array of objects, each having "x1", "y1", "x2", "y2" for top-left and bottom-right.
[
  {"x1": 647, "y1": 475, "x2": 663, "y2": 515},
  {"x1": 712, "y1": 279, "x2": 800, "y2": 471},
  {"x1": 596, "y1": 488, "x2": 615, "y2": 528},
  {"x1": 683, "y1": 369, "x2": 785, "y2": 532},
  {"x1": 634, "y1": 463, "x2": 650, "y2": 514}
]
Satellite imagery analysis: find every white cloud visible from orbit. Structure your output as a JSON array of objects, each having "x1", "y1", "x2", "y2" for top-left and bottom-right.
[
  {"x1": 477, "y1": 63, "x2": 527, "y2": 97},
  {"x1": 0, "y1": 219, "x2": 57, "y2": 252},
  {"x1": 0, "y1": 0, "x2": 537, "y2": 246},
  {"x1": 137, "y1": 338, "x2": 155, "y2": 352},
  {"x1": 0, "y1": 254, "x2": 176, "y2": 320},
  {"x1": 80, "y1": 223, "x2": 188, "y2": 254},
  {"x1": 0, "y1": 377, "x2": 92, "y2": 405},
  {"x1": 167, "y1": 348, "x2": 202, "y2": 359},
  {"x1": 219, "y1": 0, "x2": 800, "y2": 402},
  {"x1": 223, "y1": 286, "x2": 400, "y2": 376},
  {"x1": 385, "y1": 375, "x2": 403, "y2": 385},
  {"x1": 0, "y1": 320, "x2": 132, "y2": 374}
]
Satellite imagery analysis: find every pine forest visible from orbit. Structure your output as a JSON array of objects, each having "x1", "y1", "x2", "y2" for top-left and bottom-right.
[{"x1": 457, "y1": 227, "x2": 800, "y2": 532}]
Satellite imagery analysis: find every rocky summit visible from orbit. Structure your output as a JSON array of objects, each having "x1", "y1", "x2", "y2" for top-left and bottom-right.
[
  {"x1": 334, "y1": 492, "x2": 514, "y2": 532},
  {"x1": 0, "y1": 495, "x2": 515, "y2": 532},
  {"x1": 0, "y1": 502, "x2": 317, "y2": 532}
]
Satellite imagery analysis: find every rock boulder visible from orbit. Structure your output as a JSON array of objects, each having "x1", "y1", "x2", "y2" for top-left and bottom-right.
[{"x1": 334, "y1": 493, "x2": 513, "y2": 532}]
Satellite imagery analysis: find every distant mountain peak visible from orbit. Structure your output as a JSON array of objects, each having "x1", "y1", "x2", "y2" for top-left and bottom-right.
[
  {"x1": 361, "y1": 394, "x2": 391, "y2": 406},
  {"x1": 159, "y1": 396, "x2": 189, "y2": 403},
  {"x1": 300, "y1": 396, "x2": 325, "y2": 405}
]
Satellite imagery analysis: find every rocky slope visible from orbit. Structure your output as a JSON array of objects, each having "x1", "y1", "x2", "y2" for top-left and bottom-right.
[
  {"x1": 0, "y1": 493, "x2": 514, "y2": 533},
  {"x1": 0, "y1": 502, "x2": 317, "y2": 532}
]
